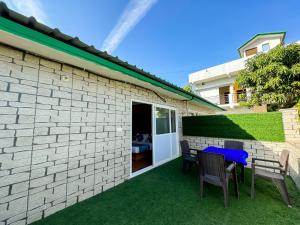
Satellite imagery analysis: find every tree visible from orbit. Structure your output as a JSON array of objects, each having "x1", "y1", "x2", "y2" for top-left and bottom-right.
[
  {"x1": 237, "y1": 44, "x2": 300, "y2": 110},
  {"x1": 183, "y1": 84, "x2": 194, "y2": 93},
  {"x1": 295, "y1": 99, "x2": 300, "y2": 121}
]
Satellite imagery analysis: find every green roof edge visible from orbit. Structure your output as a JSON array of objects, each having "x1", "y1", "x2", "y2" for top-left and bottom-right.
[
  {"x1": 0, "y1": 16, "x2": 224, "y2": 111},
  {"x1": 237, "y1": 31, "x2": 286, "y2": 57}
]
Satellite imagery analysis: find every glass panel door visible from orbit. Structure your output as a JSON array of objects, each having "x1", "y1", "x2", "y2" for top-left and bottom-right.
[
  {"x1": 154, "y1": 107, "x2": 172, "y2": 164},
  {"x1": 156, "y1": 107, "x2": 170, "y2": 135}
]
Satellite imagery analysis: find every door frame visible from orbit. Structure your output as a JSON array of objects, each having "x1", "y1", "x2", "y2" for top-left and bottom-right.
[
  {"x1": 171, "y1": 109, "x2": 180, "y2": 159},
  {"x1": 152, "y1": 104, "x2": 178, "y2": 166},
  {"x1": 130, "y1": 99, "x2": 179, "y2": 178}
]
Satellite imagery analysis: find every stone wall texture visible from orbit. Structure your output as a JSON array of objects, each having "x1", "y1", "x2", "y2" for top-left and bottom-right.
[
  {"x1": 0, "y1": 43, "x2": 214, "y2": 225},
  {"x1": 280, "y1": 108, "x2": 300, "y2": 141}
]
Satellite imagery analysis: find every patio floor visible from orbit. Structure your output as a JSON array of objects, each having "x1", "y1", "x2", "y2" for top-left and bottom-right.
[{"x1": 33, "y1": 158, "x2": 300, "y2": 225}]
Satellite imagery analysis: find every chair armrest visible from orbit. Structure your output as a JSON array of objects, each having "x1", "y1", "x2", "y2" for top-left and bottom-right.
[
  {"x1": 226, "y1": 162, "x2": 236, "y2": 173},
  {"x1": 189, "y1": 148, "x2": 200, "y2": 152},
  {"x1": 252, "y1": 163, "x2": 284, "y2": 171},
  {"x1": 252, "y1": 158, "x2": 280, "y2": 164},
  {"x1": 190, "y1": 152, "x2": 197, "y2": 157},
  {"x1": 183, "y1": 152, "x2": 197, "y2": 157}
]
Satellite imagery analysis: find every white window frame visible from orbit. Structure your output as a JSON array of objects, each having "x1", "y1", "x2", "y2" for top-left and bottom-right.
[{"x1": 262, "y1": 43, "x2": 270, "y2": 53}]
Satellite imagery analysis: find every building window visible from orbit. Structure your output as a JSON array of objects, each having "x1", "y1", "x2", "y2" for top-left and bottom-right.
[
  {"x1": 262, "y1": 43, "x2": 270, "y2": 53},
  {"x1": 245, "y1": 47, "x2": 258, "y2": 56}
]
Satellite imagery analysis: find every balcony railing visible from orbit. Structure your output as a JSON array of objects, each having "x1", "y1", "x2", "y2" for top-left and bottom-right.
[{"x1": 200, "y1": 91, "x2": 247, "y2": 106}]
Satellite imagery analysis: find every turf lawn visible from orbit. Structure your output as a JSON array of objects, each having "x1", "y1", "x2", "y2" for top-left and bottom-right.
[
  {"x1": 182, "y1": 112, "x2": 285, "y2": 142},
  {"x1": 33, "y1": 158, "x2": 300, "y2": 225}
]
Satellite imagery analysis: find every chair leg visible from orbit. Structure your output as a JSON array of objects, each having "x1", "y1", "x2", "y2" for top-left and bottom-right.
[
  {"x1": 223, "y1": 184, "x2": 228, "y2": 208},
  {"x1": 199, "y1": 176, "x2": 204, "y2": 199},
  {"x1": 240, "y1": 165, "x2": 245, "y2": 183},
  {"x1": 182, "y1": 160, "x2": 187, "y2": 173},
  {"x1": 251, "y1": 173, "x2": 255, "y2": 199},
  {"x1": 273, "y1": 179, "x2": 292, "y2": 207},
  {"x1": 232, "y1": 167, "x2": 239, "y2": 199},
  {"x1": 188, "y1": 162, "x2": 192, "y2": 171}
]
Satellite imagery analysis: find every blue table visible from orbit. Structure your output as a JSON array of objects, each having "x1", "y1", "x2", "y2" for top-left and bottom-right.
[{"x1": 203, "y1": 146, "x2": 249, "y2": 182}]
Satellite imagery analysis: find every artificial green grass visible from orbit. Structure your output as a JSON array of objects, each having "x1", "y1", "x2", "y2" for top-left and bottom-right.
[
  {"x1": 182, "y1": 112, "x2": 285, "y2": 142},
  {"x1": 33, "y1": 158, "x2": 300, "y2": 225}
]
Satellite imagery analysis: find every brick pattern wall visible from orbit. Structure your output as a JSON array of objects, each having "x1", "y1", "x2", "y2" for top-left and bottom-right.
[
  {"x1": 0, "y1": 44, "x2": 213, "y2": 225},
  {"x1": 285, "y1": 142, "x2": 300, "y2": 190},
  {"x1": 280, "y1": 108, "x2": 300, "y2": 141}
]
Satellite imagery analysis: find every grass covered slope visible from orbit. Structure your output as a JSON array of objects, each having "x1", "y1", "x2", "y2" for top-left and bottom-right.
[
  {"x1": 33, "y1": 159, "x2": 300, "y2": 225},
  {"x1": 182, "y1": 112, "x2": 285, "y2": 142}
]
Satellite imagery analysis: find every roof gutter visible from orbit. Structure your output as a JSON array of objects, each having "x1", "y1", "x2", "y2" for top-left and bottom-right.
[{"x1": 0, "y1": 16, "x2": 224, "y2": 111}]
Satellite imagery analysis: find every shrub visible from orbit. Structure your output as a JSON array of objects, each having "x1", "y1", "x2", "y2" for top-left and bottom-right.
[{"x1": 237, "y1": 44, "x2": 300, "y2": 111}]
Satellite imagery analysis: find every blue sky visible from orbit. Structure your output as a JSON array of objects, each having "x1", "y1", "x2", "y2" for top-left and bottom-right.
[{"x1": 4, "y1": 0, "x2": 300, "y2": 87}]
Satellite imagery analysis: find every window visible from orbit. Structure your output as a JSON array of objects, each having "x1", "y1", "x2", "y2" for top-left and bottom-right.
[
  {"x1": 245, "y1": 47, "x2": 257, "y2": 56},
  {"x1": 156, "y1": 107, "x2": 170, "y2": 134},
  {"x1": 171, "y1": 110, "x2": 176, "y2": 133},
  {"x1": 262, "y1": 43, "x2": 270, "y2": 53}
]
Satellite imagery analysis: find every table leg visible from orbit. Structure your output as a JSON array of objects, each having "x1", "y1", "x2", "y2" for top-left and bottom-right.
[
  {"x1": 240, "y1": 164, "x2": 245, "y2": 183},
  {"x1": 232, "y1": 166, "x2": 239, "y2": 199}
]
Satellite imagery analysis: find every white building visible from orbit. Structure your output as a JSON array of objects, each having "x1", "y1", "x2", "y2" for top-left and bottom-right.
[{"x1": 189, "y1": 32, "x2": 286, "y2": 109}]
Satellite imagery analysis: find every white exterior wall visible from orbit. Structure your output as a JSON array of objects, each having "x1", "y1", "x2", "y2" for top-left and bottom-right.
[
  {"x1": 196, "y1": 77, "x2": 236, "y2": 91},
  {"x1": 241, "y1": 36, "x2": 282, "y2": 57},
  {"x1": 0, "y1": 43, "x2": 214, "y2": 225},
  {"x1": 198, "y1": 88, "x2": 220, "y2": 104},
  {"x1": 195, "y1": 77, "x2": 236, "y2": 105},
  {"x1": 189, "y1": 57, "x2": 247, "y2": 84}
]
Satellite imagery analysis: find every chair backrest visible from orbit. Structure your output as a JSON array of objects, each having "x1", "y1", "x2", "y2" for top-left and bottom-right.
[
  {"x1": 279, "y1": 150, "x2": 289, "y2": 176},
  {"x1": 180, "y1": 140, "x2": 190, "y2": 155},
  {"x1": 197, "y1": 151, "x2": 226, "y2": 181},
  {"x1": 224, "y1": 140, "x2": 244, "y2": 150}
]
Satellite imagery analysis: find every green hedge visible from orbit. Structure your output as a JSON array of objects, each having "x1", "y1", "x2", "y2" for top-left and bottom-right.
[{"x1": 182, "y1": 112, "x2": 285, "y2": 142}]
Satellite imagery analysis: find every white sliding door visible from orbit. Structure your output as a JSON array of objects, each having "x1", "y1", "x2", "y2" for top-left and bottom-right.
[{"x1": 153, "y1": 106, "x2": 178, "y2": 165}]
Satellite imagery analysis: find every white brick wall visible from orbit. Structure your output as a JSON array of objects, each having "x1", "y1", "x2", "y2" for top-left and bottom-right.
[
  {"x1": 280, "y1": 108, "x2": 300, "y2": 141},
  {"x1": 0, "y1": 43, "x2": 213, "y2": 225}
]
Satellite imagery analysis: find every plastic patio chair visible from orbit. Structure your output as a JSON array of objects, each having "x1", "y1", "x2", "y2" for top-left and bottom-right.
[
  {"x1": 197, "y1": 151, "x2": 239, "y2": 208},
  {"x1": 180, "y1": 140, "x2": 198, "y2": 173},
  {"x1": 224, "y1": 140, "x2": 245, "y2": 182},
  {"x1": 251, "y1": 150, "x2": 291, "y2": 207}
]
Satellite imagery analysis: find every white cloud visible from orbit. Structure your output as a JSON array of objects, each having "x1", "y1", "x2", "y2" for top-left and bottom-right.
[
  {"x1": 3, "y1": 0, "x2": 49, "y2": 24},
  {"x1": 102, "y1": 0, "x2": 157, "y2": 54}
]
